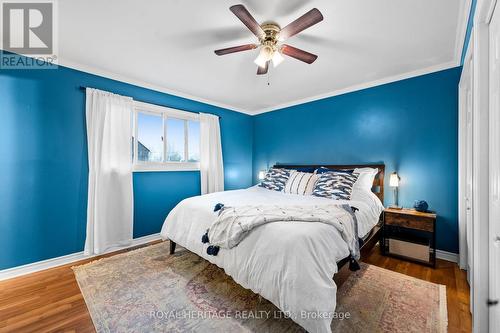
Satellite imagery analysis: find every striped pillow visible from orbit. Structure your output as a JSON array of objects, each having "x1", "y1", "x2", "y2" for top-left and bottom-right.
[
  {"x1": 284, "y1": 171, "x2": 319, "y2": 195},
  {"x1": 312, "y1": 171, "x2": 359, "y2": 200}
]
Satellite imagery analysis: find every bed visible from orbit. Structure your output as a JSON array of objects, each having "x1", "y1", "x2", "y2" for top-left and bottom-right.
[{"x1": 160, "y1": 164, "x2": 385, "y2": 333}]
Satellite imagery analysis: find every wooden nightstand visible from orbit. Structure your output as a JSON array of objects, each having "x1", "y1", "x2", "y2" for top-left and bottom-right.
[{"x1": 381, "y1": 208, "x2": 437, "y2": 267}]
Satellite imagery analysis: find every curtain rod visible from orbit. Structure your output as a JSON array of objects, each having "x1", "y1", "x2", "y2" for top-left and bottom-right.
[{"x1": 79, "y1": 86, "x2": 221, "y2": 119}]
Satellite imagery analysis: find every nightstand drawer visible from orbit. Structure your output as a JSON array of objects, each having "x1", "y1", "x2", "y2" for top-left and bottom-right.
[{"x1": 384, "y1": 212, "x2": 434, "y2": 232}]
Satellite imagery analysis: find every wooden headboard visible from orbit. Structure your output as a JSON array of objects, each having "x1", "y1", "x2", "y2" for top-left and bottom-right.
[{"x1": 273, "y1": 163, "x2": 385, "y2": 202}]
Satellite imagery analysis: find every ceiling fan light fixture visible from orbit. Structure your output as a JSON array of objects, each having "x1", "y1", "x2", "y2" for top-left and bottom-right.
[
  {"x1": 272, "y1": 50, "x2": 284, "y2": 67},
  {"x1": 254, "y1": 45, "x2": 273, "y2": 68},
  {"x1": 215, "y1": 5, "x2": 323, "y2": 75}
]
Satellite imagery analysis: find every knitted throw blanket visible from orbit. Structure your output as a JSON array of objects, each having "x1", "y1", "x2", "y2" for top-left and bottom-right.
[{"x1": 204, "y1": 204, "x2": 360, "y2": 260}]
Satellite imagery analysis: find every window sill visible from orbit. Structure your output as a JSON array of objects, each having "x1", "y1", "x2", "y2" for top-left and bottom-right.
[{"x1": 133, "y1": 162, "x2": 200, "y2": 172}]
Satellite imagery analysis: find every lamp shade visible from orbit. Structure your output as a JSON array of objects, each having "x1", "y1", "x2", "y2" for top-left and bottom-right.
[
  {"x1": 272, "y1": 50, "x2": 284, "y2": 67},
  {"x1": 258, "y1": 170, "x2": 266, "y2": 180},
  {"x1": 389, "y1": 172, "x2": 399, "y2": 187},
  {"x1": 254, "y1": 46, "x2": 273, "y2": 68}
]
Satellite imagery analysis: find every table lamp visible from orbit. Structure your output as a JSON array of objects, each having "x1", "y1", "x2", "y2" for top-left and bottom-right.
[{"x1": 389, "y1": 172, "x2": 401, "y2": 209}]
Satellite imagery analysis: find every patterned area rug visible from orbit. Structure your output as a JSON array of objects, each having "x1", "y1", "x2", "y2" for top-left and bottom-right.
[{"x1": 73, "y1": 242, "x2": 447, "y2": 333}]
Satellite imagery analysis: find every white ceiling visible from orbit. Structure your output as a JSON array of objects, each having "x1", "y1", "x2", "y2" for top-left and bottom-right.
[{"x1": 58, "y1": 0, "x2": 470, "y2": 115}]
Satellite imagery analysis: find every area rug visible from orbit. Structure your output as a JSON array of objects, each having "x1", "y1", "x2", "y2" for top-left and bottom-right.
[{"x1": 73, "y1": 242, "x2": 447, "y2": 333}]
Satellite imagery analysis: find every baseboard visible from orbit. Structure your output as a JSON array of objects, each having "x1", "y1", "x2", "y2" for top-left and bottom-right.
[
  {"x1": 436, "y1": 250, "x2": 459, "y2": 263},
  {"x1": 0, "y1": 233, "x2": 162, "y2": 281}
]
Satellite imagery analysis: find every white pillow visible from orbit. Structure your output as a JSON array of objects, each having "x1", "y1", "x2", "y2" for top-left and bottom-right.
[
  {"x1": 353, "y1": 168, "x2": 378, "y2": 192},
  {"x1": 351, "y1": 187, "x2": 384, "y2": 212},
  {"x1": 284, "y1": 171, "x2": 319, "y2": 195}
]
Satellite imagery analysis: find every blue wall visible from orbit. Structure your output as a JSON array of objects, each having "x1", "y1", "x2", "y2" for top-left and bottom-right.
[
  {"x1": 0, "y1": 64, "x2": 253, "y2": 270},
  {"x1": 253, "y1": 67, "x2": 461, "y2": 253},
  {"x1": 0, "y1": 61, "x2": 462, "y2": 270}
]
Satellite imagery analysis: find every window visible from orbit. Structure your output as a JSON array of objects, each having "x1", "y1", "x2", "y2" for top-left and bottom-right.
[
  {"x1": 133, "y1": 101, "x2": 200, "y2": 171},
  {"x1": 166, "y1": 118, "x2": 185, "y2": 162},
  {"x1": 136, "y1": 112, "x2": 163, "y2": 162}
]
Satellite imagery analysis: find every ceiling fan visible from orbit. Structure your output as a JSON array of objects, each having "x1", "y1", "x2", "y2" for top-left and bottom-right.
[{"x1": 214, "y1": 4, "x2": 323, "y2": 75}]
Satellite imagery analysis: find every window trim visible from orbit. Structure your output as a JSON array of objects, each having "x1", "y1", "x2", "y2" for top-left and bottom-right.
[{"x1": 132, "y1": 101, "x2": 200, "y2": 172}]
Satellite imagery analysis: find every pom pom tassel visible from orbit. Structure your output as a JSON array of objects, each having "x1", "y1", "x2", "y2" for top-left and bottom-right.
[
  {"x1": 201, "y1": 231, "x2": 209, "y2": 244},
  {"x1": 214, "y1": 203, "x2": 224, "y2": 212},
  {"x1": 349, "y1": 257, "x2": 361, "y2": 271},
  {"x1": 207, "y1": 245, "x2": 220, "y2": 256}
]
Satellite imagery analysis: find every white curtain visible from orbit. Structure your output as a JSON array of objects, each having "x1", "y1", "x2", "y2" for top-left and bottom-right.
[
  {"x1": 85, "y1": 88, "x2": 134, "y2": 255},
  {"x1": 200, "y1": 113, "x2": 224, "y2": 194}
]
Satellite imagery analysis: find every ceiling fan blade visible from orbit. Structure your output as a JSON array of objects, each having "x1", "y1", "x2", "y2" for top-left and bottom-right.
[
  {"x1": 279, "y1": 8, "x2": 323, "y2": 40},
  {"x1": 257, "y1": 61, "x2": 269, "y2": 75},
  {"x1": 281, "y1": 44, "x2": 318, "y2": 64},
  {"x1": 230, "y1": 4, "x2": 265, "y2": 40},
  {"x1": 214, "y1": 44, "x2": 257, "y2": 55}
]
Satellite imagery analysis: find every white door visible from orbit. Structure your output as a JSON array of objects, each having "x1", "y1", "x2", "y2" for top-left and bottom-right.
[
  {"x1": 488, "y1": 4, "x2": 500, "y2": 330},
  {"x1": 466, "y1": 79, "x2": 474, "y2": 311},
  {"x1": 459, "y1": 53, "x2": 474, "y2": 312}
]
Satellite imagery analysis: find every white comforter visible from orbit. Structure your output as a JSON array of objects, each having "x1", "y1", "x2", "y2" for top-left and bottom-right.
[{"x1": 160, "y1": 186, "x2": 383, "y2": 333}]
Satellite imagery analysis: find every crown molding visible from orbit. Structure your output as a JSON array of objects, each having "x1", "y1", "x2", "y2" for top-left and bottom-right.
[
  {"x1": 235, "y1": 0, "x2": 471, "y2": 114},
  {"x1": 3, "y1": 0, "x2": 471, "y2": 116},
  {"x1": 46, "y1": 0, "x2": 472, "y2": 117},
  {"x1": 251, "y1": 61, "x2": 459, "y2": 115},
  {"x1": 57, "y1": 58, "x2": 253, "y2": 115},
  {"x1": 56, "y1": 0, "x2": 470, "y2": 117},
  {"x1": 58, "y1": 58, "x2": 460, "y2": 116}
]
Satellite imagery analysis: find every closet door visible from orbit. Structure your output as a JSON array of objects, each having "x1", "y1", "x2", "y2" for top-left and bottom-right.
[
  {"x1": 459, "y1": 52, "x2": 474, "y2": 312},
  {"x1": 466, "y1": 77, "x2": 474, "y2": 292},
  {"x1": 489, "y1": 3, "x2": 500, "y2": 329}
]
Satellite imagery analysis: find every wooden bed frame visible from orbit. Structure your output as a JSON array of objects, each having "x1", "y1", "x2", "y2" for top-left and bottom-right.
[
  {"x1": 273, "y1": 163, "x2": 385, "y2": 272},
  {"x1": 170, "y1": 163, "x2": 385, "y2": 274}
]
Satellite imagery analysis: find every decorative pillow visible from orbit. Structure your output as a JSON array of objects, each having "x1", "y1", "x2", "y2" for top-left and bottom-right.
[
  {"x1": 315, "y1": 166, "x2": 354, "y2": 174},
  {"x1": 284, "y1": 171, "x2": 319, "y2": 195},
  {"x1": 259, "y1": 168, "x2": 291, "y2": 192},
  {"x1": 312, "y1": 171, "x2": 359, "y2": 200},
  {"x1": 353, "y1": 167, "x2": 378, "y2": 192}
]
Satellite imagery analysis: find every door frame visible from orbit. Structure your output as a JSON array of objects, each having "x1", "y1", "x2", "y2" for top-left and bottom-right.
[
  {"x1": 470, "y1": 0, "x2": 497, "y2": 331},
  {"x1": 488, "y1": 0, "x2": 500, "y2": 329}
]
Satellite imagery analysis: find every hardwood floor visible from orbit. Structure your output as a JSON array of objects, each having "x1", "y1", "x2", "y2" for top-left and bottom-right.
[{"x1": 0, "y1": 242, "x2": 471, "y2": 332}]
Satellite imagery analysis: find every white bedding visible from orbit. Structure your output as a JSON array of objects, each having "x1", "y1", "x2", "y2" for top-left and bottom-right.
[{"x1": 160, "y1": 186, "x2": 383, "y2": 333}]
